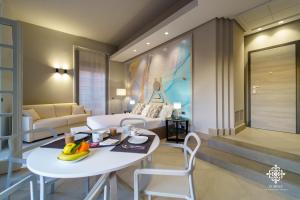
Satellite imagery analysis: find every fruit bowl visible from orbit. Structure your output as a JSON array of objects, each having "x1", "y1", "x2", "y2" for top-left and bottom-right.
[
  {"x1": 57, "y1": 150, "x2": 90, "y2": 164},
  {"x1": 57, "y1": 141, "x2": 91, "y2": 163}
]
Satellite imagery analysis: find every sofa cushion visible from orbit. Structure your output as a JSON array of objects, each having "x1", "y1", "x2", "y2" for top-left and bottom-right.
[
  {"x1": 23, "y1": 109, "x2": 40, "y2": 121},
  {"x1": 63, "y1": 114, "x2": 89, "y2": 125},
  {"x1": 72, "y1": 105, "x2": 85, "y2": 115},
  {"x1": 33, "y1": 117, "x2": 68, "y2": 129},
  {"x1": 55, "y1": 104, "x2": 72, "y2": 117},
  {"x1": 29, "y1": 105, "x2": 56, "y2": 119}
]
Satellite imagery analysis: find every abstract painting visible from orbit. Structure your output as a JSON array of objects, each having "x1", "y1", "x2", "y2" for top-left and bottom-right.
[{"x1": 125, "y1": 35, "x2": 192, "y2": 119}]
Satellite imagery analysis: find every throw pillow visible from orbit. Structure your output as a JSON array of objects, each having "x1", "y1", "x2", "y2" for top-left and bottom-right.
[
  {"x1": 141, "y1": 104, "x2": 151, "y2": 116},
  {"x1": 72, "y1": 105, "x2": 85, "y2": 115},
  {"x1": 146, "y1": 104, "x2": 163, "y2": 118},
  {"x1": 131, "y1": 103, "x2": 145, "y2": 114},
  {"x1": 23, "y1": 109, "x2": 40, "y2": 121}
]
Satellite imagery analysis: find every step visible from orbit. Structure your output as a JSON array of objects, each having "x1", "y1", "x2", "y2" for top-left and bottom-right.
[
  {"x1": 197, "y1": 145, "x2": 300, "y2": 199},
  {"x1": 207, "y1": 136, "x2": 300, "y2": 175}
]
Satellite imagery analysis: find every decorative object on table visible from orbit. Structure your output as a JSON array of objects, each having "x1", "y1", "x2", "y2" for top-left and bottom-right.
[
  {"x1": 128, "y1": 135, "x2": 148, "y2": 144},
  {"x1": 64, "y1": 133, "x2": 75, "y2": 144},
  {"x1": 111, "y1": 134, "x2": 155, "y2": 154},
  {"x1": 173, "y1": 102, "x2": 182, "y2": 119},
  {"x1": 116, "y1": 88, "x2": 126, "y2": 112},
  {"x1": 123, "y1": 124, "x2": 133, "y2": 134},
  {"x1": 57, "y1": 141, "x2": 90, "y2": 162},
  {"x1": 109, "y1": 127, "x2": 118, "y2": 136},
  {"x1": 165, "y1": 117, "x2": 189, "y2": 143},
  {"x1": 92, "y1": 130, "x2": 106, "y2": 143}
]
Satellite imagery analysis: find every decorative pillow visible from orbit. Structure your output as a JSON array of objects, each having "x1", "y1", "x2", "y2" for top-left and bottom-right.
[
  {"x1": 141, "y1": 104, "x2": 151, "y2": 116},
  {"x1": 72, "y1": 105, "x2": 85, "y2": 115},
  {"x1": 131, "y1": 103, "x2": 145, "y2": 114},
  {"x1": 146, "y1": 104, "x2": 163, "y2": 118},
  {"x1": 23, "y1": 109, "x2": 40, "y2": 121},
  {"x1": 159, "y1": 104, "x2": 173, "y2": 119}
]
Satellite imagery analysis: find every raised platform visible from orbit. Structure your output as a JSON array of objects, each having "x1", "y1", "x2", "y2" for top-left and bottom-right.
[{"x1": 197, "y1": 128, "x2": 300, "y2": 199}]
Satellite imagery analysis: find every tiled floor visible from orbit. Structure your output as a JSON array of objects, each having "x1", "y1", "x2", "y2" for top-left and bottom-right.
[
  {"x1": 0, "y1": 144, "x2": 295, "y2": 200},
  {"x1": 225, "y1": 128, "x2": 300, "y2": 156}
]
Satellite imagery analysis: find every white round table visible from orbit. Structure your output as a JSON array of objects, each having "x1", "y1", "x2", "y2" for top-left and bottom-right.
[{"x1": 27, "y1": 129, "x2": 160, "y2": 200}]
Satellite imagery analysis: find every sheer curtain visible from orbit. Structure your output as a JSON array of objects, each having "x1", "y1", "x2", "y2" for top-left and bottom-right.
[{"x1": 76, "y1": 48, "x2": 107, "y2": 115}]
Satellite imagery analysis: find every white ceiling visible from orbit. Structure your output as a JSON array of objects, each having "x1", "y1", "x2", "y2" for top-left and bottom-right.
[
  {"x1": 111, "y1": 0, "x2": 270, "y2": 62},
  {"x1": 3, "y1": 0, "x2": 183, "y2": 46},
  {"x1": 236, "y1": 0, "x2": 300, "y2": 34}
]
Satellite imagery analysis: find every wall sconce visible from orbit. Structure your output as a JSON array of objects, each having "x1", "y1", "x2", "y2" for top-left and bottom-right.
[
  {"x1": 129, "y1": 99, "x2": 136, "y2": 105},
  {"x1": 55, "y1": 68, "x2": 59, "y2": 73},
  {"x1": 64, "y1": 69, "x2": 68, "y2": 74}
]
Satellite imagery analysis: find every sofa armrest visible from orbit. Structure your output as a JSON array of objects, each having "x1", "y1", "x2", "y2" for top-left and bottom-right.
[
  {"x1": 22, "y1": 115, "x2": 33, "y2": 132},
  {"x1": 84, "y1": 108, "x2": 92, "y2": 115}
]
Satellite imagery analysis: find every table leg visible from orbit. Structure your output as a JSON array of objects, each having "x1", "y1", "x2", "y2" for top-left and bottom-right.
[
  {"x1": 84, "y1": 177, "x2": 90, "y2": 195},
  {"x1": 109, "y1": 172, "x2": 118, "y2": 200},
  {"x1": 39, "y1": 176, "x2": 46, "y2": 200}
]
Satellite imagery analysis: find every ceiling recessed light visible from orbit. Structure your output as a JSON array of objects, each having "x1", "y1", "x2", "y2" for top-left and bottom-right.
[
  {"x1": 133, "y1": 49, "x2": 137, "y2": 52},
  {"x1": 278, "y1": 20, "x2": 284, "y2": 24},
  {"x1": 146, "y1": 42, "x2": 150, "y2": 45},
  {"x1": 257, "y1": 28, "x2": 262, "y2": 31},
  {"x1": 164, "y1": 32, "x2": 169, "y2": 35}
]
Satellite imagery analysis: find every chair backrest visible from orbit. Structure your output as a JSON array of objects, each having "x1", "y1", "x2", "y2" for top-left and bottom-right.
[
  {"x1": 119, "y1": 118, "x2": 147, "y2": 129},
  {"x1": 183, "y1": 132, "x2": 201, "y2": 173}
]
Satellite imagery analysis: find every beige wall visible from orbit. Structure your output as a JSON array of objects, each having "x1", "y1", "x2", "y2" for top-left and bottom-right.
[
  {"x1": 22, "y1": 22, "x2": 116, "y2": 105},
  {"x1": 108, "y1": 61, "x2": 126, "y2": 114},
  {"x1": 244, "y1": 19, "x2": 300, "y2": 123},
  {"x1": 192, "y1": 19, "x2": 217, "y2": 134},
  {"x1": 233, "y1": 22, "x2": 245, "y2": 126}
]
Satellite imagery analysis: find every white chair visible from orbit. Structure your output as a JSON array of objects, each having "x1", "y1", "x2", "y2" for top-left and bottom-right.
[
  {"x1": 83, "y1": 173, "x2": 110, "y2": 200},
  {"x1": 0, "y1": 136, "x2": 39, "y2": 200},
  {"x1": 0, "y1": 174, "x2": 37, "y2": 200},
  {"x1": 134, "y1": 132, "x2": 201, "y2": 200},
  {"x1": 6, "y1": 128, "x2": 59, "y2": 195}
]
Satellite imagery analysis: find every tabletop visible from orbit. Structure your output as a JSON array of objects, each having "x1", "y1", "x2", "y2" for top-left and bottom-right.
[{"x1": 27, "y1": 129, "x2": 160, "y2": 178}]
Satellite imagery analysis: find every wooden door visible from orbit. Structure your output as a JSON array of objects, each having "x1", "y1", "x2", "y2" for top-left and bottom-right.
[{"x1": 250, "y1": 44, "x2": 296, "y2": 133}]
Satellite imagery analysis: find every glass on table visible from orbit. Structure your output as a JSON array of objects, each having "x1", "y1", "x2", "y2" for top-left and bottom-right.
[{"x1": 64, "y1": 133, "x2": 74, "y2": 144}]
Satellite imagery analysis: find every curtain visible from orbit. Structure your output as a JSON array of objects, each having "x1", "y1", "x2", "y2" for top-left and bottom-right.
[{"x1": 77, "y1": 49, "x2": 107, "y2": 115}]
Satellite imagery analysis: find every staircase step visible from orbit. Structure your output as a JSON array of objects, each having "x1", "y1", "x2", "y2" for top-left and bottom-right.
[
  {"x1": 207, "y1": 136, "x2": 300, "y2": 175},
  {"x1": 198, "y1": 145, "x2": 300, "y2": 199}
]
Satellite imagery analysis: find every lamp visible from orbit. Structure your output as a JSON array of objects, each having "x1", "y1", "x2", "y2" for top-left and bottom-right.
[
  {"x1": 55, "y1": 68, "x2": 59, "y2": 73},
  {"x1": 64, "y1": 69, "x2": 68, "y2": 74},
  {"x1": 173, "y1": 102, "x2": 182, "y2": 119},
  {"x1": 116, "y1": 88, "x2": 126, "y2": 96},
  {"x1": 129, "y1": 99, "x2": 135, "y2": 105},
  {"x1": 116, "y1": 88, "x2": 126, "y2": 112}
]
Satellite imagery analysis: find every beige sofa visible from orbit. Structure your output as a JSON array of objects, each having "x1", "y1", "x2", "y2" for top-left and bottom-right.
[{"x1": 22, "y1": 103, "x2": 91, "y2": 142}]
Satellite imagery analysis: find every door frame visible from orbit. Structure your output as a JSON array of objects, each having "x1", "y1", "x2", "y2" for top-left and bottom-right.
[
  {"x1": 0, "y1": 17, "x2": 22, "y2": 173},
  {"x1": 247, "y1": 40, "x2": 300, "y2": 134}
]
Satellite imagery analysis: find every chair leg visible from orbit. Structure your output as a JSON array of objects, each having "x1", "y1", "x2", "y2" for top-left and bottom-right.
[
  {"x1": 134, "y1": 174, "x2": 139, "y2": 200},
  {"x1": 6, "y1": 159, "x2": 12, "y2": 188}
]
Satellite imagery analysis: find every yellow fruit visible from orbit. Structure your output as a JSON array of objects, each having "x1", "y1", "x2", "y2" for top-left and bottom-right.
[
  {"x1": 63, "y1": 143, "x2": 76, "y2": 155},
  {"x1": 58, "y1": 150, "x2": 89, "y2": 161}
]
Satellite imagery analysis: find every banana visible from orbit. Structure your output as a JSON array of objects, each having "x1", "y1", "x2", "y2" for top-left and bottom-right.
[
  {"x1": 63, "y1": 143, "x2": 76, "y2": 154},
  {"x1": 58, "y1": 150, "x2": 89, "y2": 161}
]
